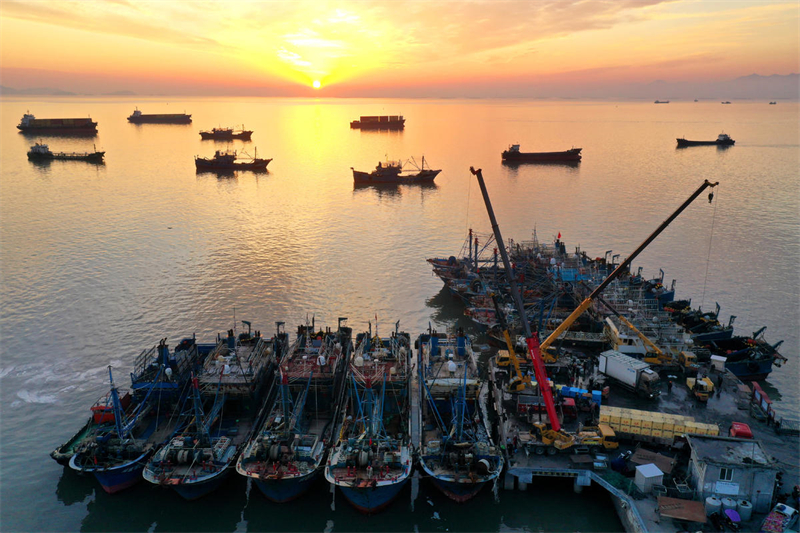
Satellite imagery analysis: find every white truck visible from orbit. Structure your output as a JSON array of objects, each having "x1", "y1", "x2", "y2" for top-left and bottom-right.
[{"x1": 598, "y1": 350, "x2": 661, "y2": 400}]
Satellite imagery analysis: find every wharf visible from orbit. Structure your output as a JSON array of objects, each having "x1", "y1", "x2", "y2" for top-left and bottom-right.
[{"x1": 494, "y1": 365, "x2": 800, "y2": 533}]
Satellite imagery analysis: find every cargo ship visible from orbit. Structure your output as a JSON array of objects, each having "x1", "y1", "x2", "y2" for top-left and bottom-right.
[
  {"x1": 127, "y1": 108, "x2": 191, "y2": 124},
  {"x1": 501, "y1": 144, "x2": 582, "y2": 163},
  {"x1": 350, "y1": 115, "x2": 405, "y2": 130},
  {"x1": 676, "y1": 133, "x2": 735, "y2": 147},
  {"x1": 27, "y1": 142, "x2": 105, "y2": 163},
  {"x1": 17, "y1": 113, "x2": 97, "y2": 135}
]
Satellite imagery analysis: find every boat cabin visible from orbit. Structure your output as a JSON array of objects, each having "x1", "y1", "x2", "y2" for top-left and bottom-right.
[{"x1": 717, "y1": 133, "x2": 732, "y2": 142}]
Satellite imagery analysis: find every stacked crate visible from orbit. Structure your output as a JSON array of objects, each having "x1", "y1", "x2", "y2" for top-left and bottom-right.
[{"x1": 599, "y1": 406, "x2": 719, "y2": 441}]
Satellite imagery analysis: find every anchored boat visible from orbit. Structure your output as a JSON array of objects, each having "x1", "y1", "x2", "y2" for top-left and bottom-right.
[
  {"x1": 27, "y1": 142, "x2": 105, "y2": 162},
  {"x1": 237, "y1": 319, "x2": 352, "y2": 502},
  {"x1": 325, "y1": 324, "x2": 413, "y2": 513},
  {"x1": 501, "y1": 144, "x2": 582, "y2": 163},
  {"x1": 142, "y1": 323, "x2": 279, "y2": 500},
  {"x1": 199, "y1": 126, "x2": 253, "y2": 140},
  {"x1": 676, "y1": 133, "x2": 735, "y2": 147},
  {"x1": 127, "y1": 108, "x2": 191, "y2": 124},
  {"x1": 350, "y1": 115, "x2": 405, "y2": 130},
  {"x1": 352, "y1": 156, "x2": 440, "y2": 184},
  {"x1": 417, "y1": 328, "x2": 503, "y2": 502},
  {"x1": 195, "y1": 149, "x2": 271, "y2": 172},
  {"x1": 17, "y1": 112, "x2": 97, "y2": 135}
]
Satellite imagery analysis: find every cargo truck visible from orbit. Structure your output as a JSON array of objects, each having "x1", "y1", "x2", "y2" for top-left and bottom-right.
[
  {"x1": 598, "y1": 350, "x2": 661, "y2": 399},
  {"x1": 600, "y1": 406, "x2": 719, "y2": 448}
]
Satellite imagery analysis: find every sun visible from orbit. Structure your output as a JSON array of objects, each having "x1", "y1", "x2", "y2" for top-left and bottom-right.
[{"x1": 312, "y1": 80, "x2": 321, "y2": 89}]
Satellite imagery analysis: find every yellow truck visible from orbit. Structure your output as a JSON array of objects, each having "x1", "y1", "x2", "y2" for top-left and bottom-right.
[{"x1": 520, "y1": 423, "x2": 619, "y2": 455}]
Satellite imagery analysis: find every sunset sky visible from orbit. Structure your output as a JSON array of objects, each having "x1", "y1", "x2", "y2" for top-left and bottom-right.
[{"x1": 1, "y1": 0, "x2": 798, "y2": 97}]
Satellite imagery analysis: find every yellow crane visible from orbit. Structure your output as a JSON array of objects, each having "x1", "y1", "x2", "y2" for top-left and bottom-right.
[{"x1": 538, "y1": 180, "x2": 719, "y2": 364}]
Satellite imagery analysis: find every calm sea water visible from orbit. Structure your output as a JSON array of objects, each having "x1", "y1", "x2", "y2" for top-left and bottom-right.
[{"x1": 1, "y1": 96, "x2": 798, "y2": 532}]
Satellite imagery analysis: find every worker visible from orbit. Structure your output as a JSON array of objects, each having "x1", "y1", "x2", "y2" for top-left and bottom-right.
[
  {"x1": 667, "y1": 379, "x2": 673, "y2": 394},
  {"x1": 717, "y1": 373, "x2": 724, "y2": 394},
  {"x1": 448, "y1": 354, "x2": 457, "y2": 377},
  {"x1": 317, "y1": 352, "x2": 327, "y2": 373}
]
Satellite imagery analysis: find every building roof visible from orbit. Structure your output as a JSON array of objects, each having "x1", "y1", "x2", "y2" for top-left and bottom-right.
[
  {"x1": 635, "y1": 463, "x2": 663, "y2": 478},
  {"x1": 687, "y1": 435, "x2": 772, "y2": 467}
]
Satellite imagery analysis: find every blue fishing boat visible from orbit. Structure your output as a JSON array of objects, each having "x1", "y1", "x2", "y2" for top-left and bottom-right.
[
  {"x1": 417, "y1": 329, "x2": 503, "y2": 502},
  {"x1": 143, "y1": 323, "x2": 278, "y2": 500},
  {"x1": 325, "y1": 323, "x2": 413, "y2": 513},
  {"x1": 237, "y1": 319, "x2": 352, "y2": 502},
  {"x1": 664, "y1": 301, "x2": 736, "y2": 342},
  {"x1": 695, "y1": 327, "x2": 786, "y2": 381},
  {"x1": 67, "y1": 337, "x2": 207, "y2": 493}
]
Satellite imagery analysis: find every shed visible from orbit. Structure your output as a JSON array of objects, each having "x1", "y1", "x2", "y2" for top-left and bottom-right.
[{"x1": 634, "y1": 463, "x2": 664, "y2": 494}]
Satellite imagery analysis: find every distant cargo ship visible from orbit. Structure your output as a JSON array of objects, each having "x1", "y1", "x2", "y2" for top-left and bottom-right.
[
  {"x1": 676, "y1": 133, "x2": 735, "y2": 147},
  {"x1": 501, "y1": 144, "x2": 582, "y2": 163},
  {"x1": 350, "y1": 115, "x2": 405, "y2": 130},
  {"x1": 17, "y1": 113, "x2": 97, "y2": 134},
  {"x1": 127, "y1": 108, "x2": 191, "y2": 124},
  {"x1": 654, "y1": 100, "x2": 670, "y2": 104}
]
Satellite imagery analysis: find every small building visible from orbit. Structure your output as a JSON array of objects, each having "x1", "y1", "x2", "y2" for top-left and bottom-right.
[
  {"x1": 686, "y1": 435, "x2": 779, "y2": 512},
  {"x1": 634, "y1": 463, "x2": 664, "y2": 494}
]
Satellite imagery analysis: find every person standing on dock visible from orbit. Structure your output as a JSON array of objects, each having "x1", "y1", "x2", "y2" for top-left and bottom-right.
[{"x1": 667, "y1": 379, "x2": 673, "y2": 394}]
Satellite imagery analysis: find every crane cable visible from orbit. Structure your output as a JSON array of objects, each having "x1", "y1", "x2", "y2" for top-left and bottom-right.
[
  {"x1": 700, "y1": 184, "x2": 720, "y2": 309},
  {"x1": 465, "y1": 169, "x2": 472, "y2": 235}
]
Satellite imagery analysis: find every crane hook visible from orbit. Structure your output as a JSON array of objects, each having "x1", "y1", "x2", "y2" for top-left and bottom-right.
[{"x1": 708, "y1": 192, "x2": 714, "y2": 204}]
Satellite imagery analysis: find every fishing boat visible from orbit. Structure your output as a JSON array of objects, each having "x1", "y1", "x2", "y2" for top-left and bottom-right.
[
  {"x1": 417, "y1": 329, "x2": 503, "y2": 502},
  {"x1": 17, "y1": 112, "x2": 97, "y2": 134},
  {"x1": 195, "y1": 149, "x2": 271, "y2": 172},
  {"x1": 769, "y1": 101, "x2": 777, "y2": 105},
  {"x1": 501, "y1": 144, "x2": 582, "y2": 163},
  {"x1": 127, "y1": 108, "x2": 191, "y2": 124},
  {"x1": 694, "y1": 328, "x2": 787, "y2": 381},
  {"x1": 51, "y1": 388, "x2": 133, "y2": 465},
  {"x1": 663, "y1": 301, "x2": 736, "y2": 342},
  {"x1": 199, "y1": 126, "x2": 253, "y2": 140},
  {"x1": 352, "y1": 156, "x2": 440, "y2": 184},
  {"x1": 325, "y1": 323, "x2": 413, "y2": 513},
  {"x1": 27, "y1": 142, "x2": 105, "y2": 162},
  {"x1": 350, "y1": 115, "x2": 405, "y2": 130},
  {"x1": 142, "y1": 323, "x2": 279, "y2": 500},
  {"x1": 676, "y1": 133, "x2": 735, "y2": 147},
  {"x1": 654, "y1": 100, "x2": 670, "y2": 104},
  {"x1": 67, "y1": 337, "x2": 208, "y2": 493},
  {"x1": 237, "y1": 318, "x2": 352, "y2": 502}
]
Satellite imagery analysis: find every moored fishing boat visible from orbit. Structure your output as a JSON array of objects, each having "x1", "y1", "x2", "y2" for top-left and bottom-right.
[
  {"x1": 51, "y1": 388, "x2": 133, "y2": 465},
  {"x1": 325, "y1": 323, "x2": 413, "y2": 513},
  {"x1": 66, "y1": 336, "x2": 208, "y2": 492},
  {"x1": 199, "y1": 126, "x2": 253, "y2": 140},
  {"x1": 352, "y1": 156, "x2": 440, "y2": 184},
  {"x1": 195, "y1": 149, "x2": 271, "y2": 172},
  {"x1": 501, "y1": 144, "x2": 582, "y2": 163},
  {"x1": 27, "y1": 142, "x2": 105, "y2": 162},
  {"x1": 142, "y1": 323, "x2": 279, "y2": 500},
  {"x1": 417, "y1": 329, "x2": 503, "y2": 502},
  {"x1": 236, "y1": 319, "x2": 352, "y2": 502},
  {"x1": 695, "y1": 328, "x2": 787, "y2": 381}
]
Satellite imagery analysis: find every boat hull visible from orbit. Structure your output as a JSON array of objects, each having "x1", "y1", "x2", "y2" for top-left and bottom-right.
[
  {"x1": 28, "y1": 152, "x2": 105, "y2": 162},
  {"x1": 200, "y1": 132, "x2": 252, "y2": 140},
  {"x1": 195, "y1": 159, "x2": 271, "y2": 172},
  {"x1": 169, "y1": 468, "x2": 231, "y2": 501},
  {"x1": 338, "y1": 477, "x2": 409, "y2": 513},
  {"x1": 69, "y1": 452, "x2": 149, "y2": 494},
  {"x1": 18, "y1": 127, "x2": 97, "y2": 135},
  {"x1": 254, "y1": 470, "x2": 319, "y2": 503},
  {"x1": 128, "y1": 115, "x2": 191, "y2": 124},
  {"x1": 725, "y1": 358, "x2": 774, "y2": 381},
  {"x1": 352, "y1": 169, "x2": 440, "y2": 184},
  {"x1": 429, "y1": 476, "x2": 487, "y2": 502}
]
